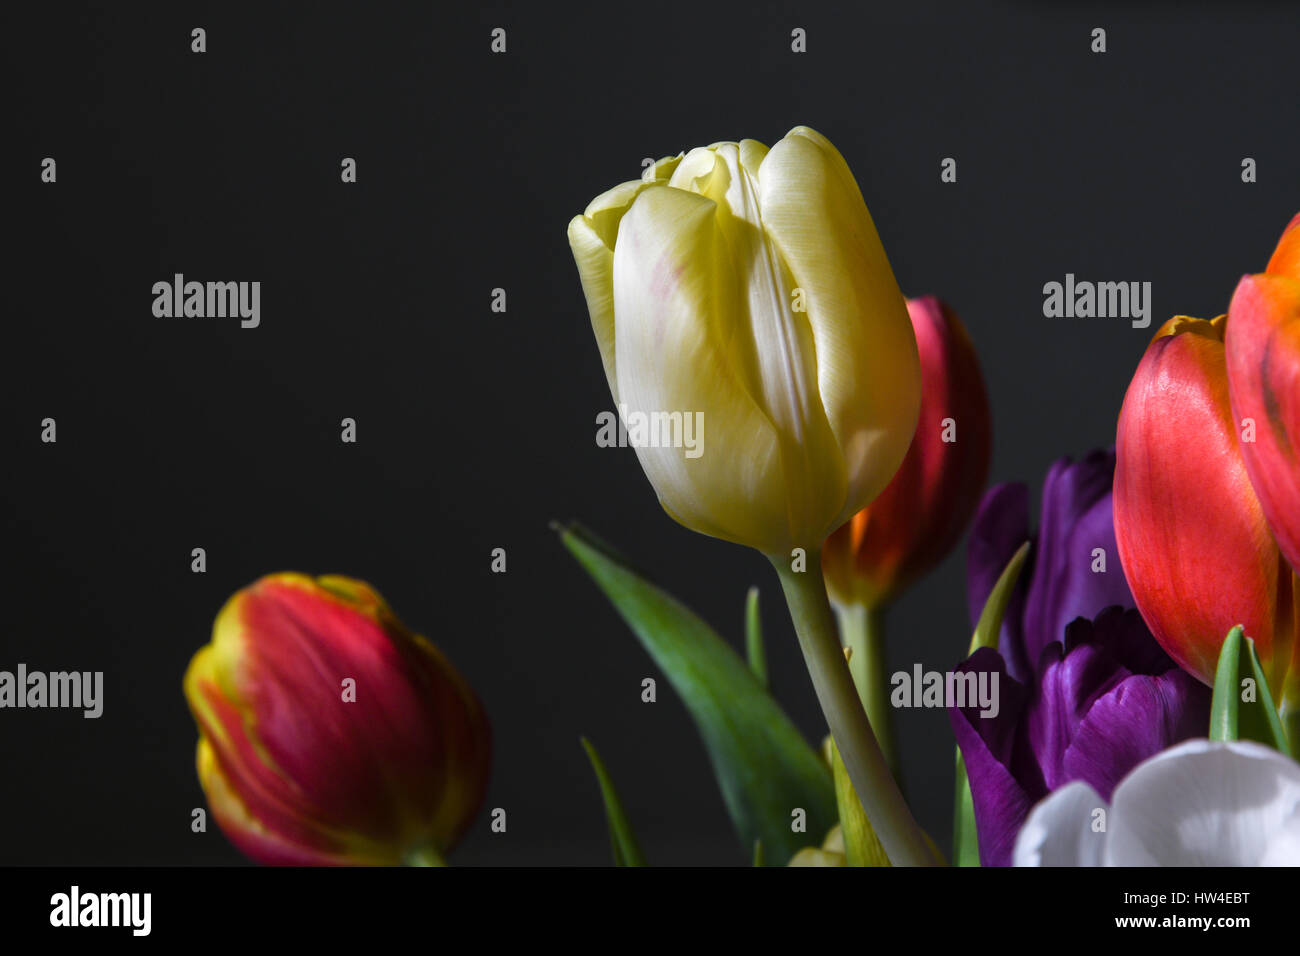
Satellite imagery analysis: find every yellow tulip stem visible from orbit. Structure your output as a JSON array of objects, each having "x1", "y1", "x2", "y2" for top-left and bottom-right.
[
  {"x1": 836, "y1": 603, "x2": 899, "y2": 783},
  {"x1": 404, "y1": 844, "x2": 447, "y2": 867},
  {"x1": 770, "y1": 553, "x2": 935, "y2": 866}
]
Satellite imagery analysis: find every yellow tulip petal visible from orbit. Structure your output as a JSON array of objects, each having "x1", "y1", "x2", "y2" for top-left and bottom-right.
[
  {"x1": 758, "y1": 127, "x2": 920, "y2": 526},
  {"x1": 664, "y1": 140, "x2": 849, "y2": 546},
  {"x1": 738, "y1": 138, "x2": 769, "y2": 178},
  {"x1": 568, "y1": 179, "x2": 660, "y2": 402},
  {"x1": 642, "y1": 152, "x2": 685, "y2": 183},
  {"x1": 611, "y1": 182, "x2": 795, "y2": 549}
]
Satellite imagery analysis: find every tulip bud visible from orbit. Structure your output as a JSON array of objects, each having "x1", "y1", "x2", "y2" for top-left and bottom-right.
[
  {"x1": 568, "y1": 127, "x2": 921, "y2": 555},
  {"x1": 1226, "y1": 214, "x2": 1300, "y2": 576},
  {"x1": 183, "y1": 573, "x2": 490, "y2": 865},
  {"x1": 1114, "y1": 316, "x2": 1294, "y2": 688},
  {"x1": 787, "y1": 825, "x2": 847, "y2": 866},
  {"x1": 823, "y1": 296, "x2": 991, "y2": 609}
]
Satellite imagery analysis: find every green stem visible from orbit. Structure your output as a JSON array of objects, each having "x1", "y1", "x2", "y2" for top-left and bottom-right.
[
  {"x1": 770, "y1": 553, "x2": 935, "y2": 866},
  {"x1": 1281, "y1": 701, "x2": 1300, "y2": 756},
  {"x1": 404, "y1": 844, "x2": 446, "y2": 867},
  {"x1": 836, "y1": 603, "x2": 898, "y2": 781}
]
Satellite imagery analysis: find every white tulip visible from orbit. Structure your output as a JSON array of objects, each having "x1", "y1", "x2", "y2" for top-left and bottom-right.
[{"x1": 1014, "y1": 739, "x2": 1300, "y2": 866}]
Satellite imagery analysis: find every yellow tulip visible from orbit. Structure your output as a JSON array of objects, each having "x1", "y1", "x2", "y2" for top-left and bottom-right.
[
  {"x1": 568, "y1": 128, "x2": 936, "y2": 866},
  {"x1": 568, "y1": 127, "x2": 920, "y2": 556}
]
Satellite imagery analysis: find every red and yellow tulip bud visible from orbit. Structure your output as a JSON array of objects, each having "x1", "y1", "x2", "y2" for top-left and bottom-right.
[
  {"x1": 1226, "y1": 214, "x2": 1300, "y2": 583},
  {"x1": 183, "y1": 573, "x2": 490, "y2": 866},
  {"x1": 1114, "y1": 316, "x2": 1295, "y2": 690},
  {"x1": 823, "y1": 296, "x2": 991, "y2": 610}
]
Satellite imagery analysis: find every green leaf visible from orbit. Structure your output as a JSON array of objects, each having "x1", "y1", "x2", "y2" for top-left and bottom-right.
[
  {"x1": 968, "y1": 541, "x2": 1031, "y2": 656},
  {"x1": 1209, "y1": 626, "x2": 1290, "y2": 754},
  {"x1": 826, "y1": 736, "x2": 891, "y2": 866},
  {"x1": 580, "y1": 737, "x2": 648, "y2": 867},
  {"x1": 745, "y1": 586, "x2": 768, "y2": 690},
  {"x1": 752, "y1": 839, "x2": 764, "y2": 867},
  {"x1": 557, "y1": 522, "x2": 836, "y2": 866},
  {"x1": 952, "y1": 754, "x2": 979, "y2": 867},
  {"x1": 954, "y1": 540, "x2": 1031, "y2": 866}
]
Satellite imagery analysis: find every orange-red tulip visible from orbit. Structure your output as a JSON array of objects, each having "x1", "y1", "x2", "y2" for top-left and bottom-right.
[
  {"x1": 823, "y1": 296, "x2": 991, "y2": 610},
  {"x1": 1226, "y1": 214, "x2": 1300, "y2": 581},
  {"x1": 1114, "y1": 315, "x2": 1294, "y2": 690}
]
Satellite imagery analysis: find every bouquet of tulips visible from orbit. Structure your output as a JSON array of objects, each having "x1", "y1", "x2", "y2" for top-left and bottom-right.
[
  {"x1": 180, "y1": 126, "x2": 1300, "y2": 867},
  {"x1": 559, "y1": 126, "x2": 1300, "y2": 867}
]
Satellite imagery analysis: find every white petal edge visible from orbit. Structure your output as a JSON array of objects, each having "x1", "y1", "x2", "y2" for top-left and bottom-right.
[{"x1": 1013, "y1": 780, "x2": 1108, "y2": 866}]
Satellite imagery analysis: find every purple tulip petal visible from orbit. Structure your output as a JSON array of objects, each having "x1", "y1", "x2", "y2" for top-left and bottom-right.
[
  {"x1": 1026, "y1": 614, "x2": 1139, "y2": 789},
  {"x1": 1078, "y1": 605, "x2": 1177, "y2": 677},
  {"x1": 1022, "y1": 450, "x2": 1134, "y2": 664},
  {"x1": 948, "y1": 647, "x2": 1037, "y2": 866},
  {"x1": 1061, "y1": 669, "x2": 1211, "y2": 800}
]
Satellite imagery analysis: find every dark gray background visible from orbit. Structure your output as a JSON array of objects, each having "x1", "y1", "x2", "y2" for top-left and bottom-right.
[{"x1": 5, "y1": 1, "x2": 1298, "y2": 865}]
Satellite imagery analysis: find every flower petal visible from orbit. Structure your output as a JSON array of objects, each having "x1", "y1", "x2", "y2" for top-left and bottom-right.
[
  {"x1": 1061, "y1": 667, "x2": 1209, "y2": 800},
  {"x1": 1115, "y1": 316, "x2": 1287, "y2": 685},
  {"x1": 947, "y1": 647, "x2": 1037, "y2": 866},
  {"x1": 1106, "y1": 739, "x2": 1300, "y2": 865},
  {"x1": 685, "y1": 140, "x2": 848, "y2": 547},
  {"x1": 611, "y1": 180, "x2": 798, "y2": 550},
  {"x1": 757, "y1": 126, "x2": 920, "y2": 527},
  {"x1": 1013, "y1": 781, "x2": 1108, "y2": 866},
  {"x1": 1023, "y1": 450, "x2": 1133, "y2": 666},
  {"x1": 824, "y1": 297, "x2": 991, "y2": 609},
  {"x1": 568, "y1": 179, "x2": 662, "y2": 402},
  {"x1": 1025, "y1": 630, "x2": 1126, "y2": 791},
  {"x1": 1266, "y1": 212, "x2": 1300, "y2": 280},
  {"x1": 1226, "y1": 272, "x2": 1300, "y2": 582}
]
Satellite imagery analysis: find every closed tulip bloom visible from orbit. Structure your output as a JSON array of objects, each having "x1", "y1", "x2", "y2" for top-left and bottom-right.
[
  {"x1": 823, "y1": 295, "x2": 990, "y2": 610},
  {"x1": 1114, "y1": 316, "x2": 1294, "y2": 688},
  {"x1": 184, "y1": 573, "x2": 490, "y2": 866},
  {"x1": 568, "y1": 127, "x2": 921, "y2": 555},
  {"x1": 1226, "y1": 215, "x2": 1300, "y2": 581}
]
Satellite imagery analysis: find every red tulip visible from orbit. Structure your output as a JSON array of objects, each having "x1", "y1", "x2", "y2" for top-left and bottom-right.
[
  {"x1": 823, "y1": 296, "x2": 991, "y2": 610},
  {"x1": 1114, "y1": 315, "x2": 1294, "y2": 688},
  {"x1": 184, "y1": 573, "x2": 490, "y2": 865},
  {"x1": 1226, "y1": 214, "x2": 1300, "y2": 577}
]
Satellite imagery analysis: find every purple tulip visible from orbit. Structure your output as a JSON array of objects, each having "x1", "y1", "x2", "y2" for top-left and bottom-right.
[
  {"x1": 951, "y1": 451, "x2": 1210, "y2": 866},
  {"x1": 966, "y1": 449, "x2": 1135, "y2": 683}
]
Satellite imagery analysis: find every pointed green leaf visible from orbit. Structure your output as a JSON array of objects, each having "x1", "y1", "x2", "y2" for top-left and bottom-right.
[
  {"x1": 954, "y1": 540, "x2": 1031, "y2": 866},
  {"x1": 826, "y1": 736, "x2": 891, "y2": 866},
  {"x1": 580, "y1": 737, "x2": 648, "y2": 867},
  {"x1": 1210, "y1": 626, "x2": 1290, "y2": 754},
  {"x1": 968, "y1": 541, "x2": 1031, "y2": 655},
  {"x1": 1210, "y1": 626, "x2": 1245, "y2": 742},
  {"x1": 558, "y1": 522, "x2": 836, "y2": 865},
  {"x1": 952, "y1": 754, "x2": 980, "y2": 867},
  {"x1": 745, "y1": 586, "x2": 768, "y2": 690}
]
